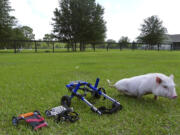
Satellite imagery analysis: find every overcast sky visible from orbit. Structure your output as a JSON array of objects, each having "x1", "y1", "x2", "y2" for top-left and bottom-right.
[{"x1": 10, "y1": 0, "x2": 180, "y2": 41}]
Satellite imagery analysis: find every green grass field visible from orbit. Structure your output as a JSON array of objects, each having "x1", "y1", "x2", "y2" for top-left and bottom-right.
[{"x1": 0, "y1": 50, "x2": 180, "y2": 135}]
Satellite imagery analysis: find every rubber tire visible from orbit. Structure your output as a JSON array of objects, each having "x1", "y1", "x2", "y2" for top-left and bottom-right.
[
  {"x1": 12, "y1": 117, "x2": 18, "y2": 126},
  {"x1": 68, "y1": 112, "x2": 79, "y2": 122},
  {"x1": 61, "y1": 95, "x2": 71, "y2": 107},
  {"x1": 45, "y1": 110, "x2": 51, "y2": 117}
]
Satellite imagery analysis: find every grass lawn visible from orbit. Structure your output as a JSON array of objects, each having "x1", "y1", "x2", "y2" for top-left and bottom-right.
[{"x1": 0, "y1": 50, "x2": 180, "y2": 135}]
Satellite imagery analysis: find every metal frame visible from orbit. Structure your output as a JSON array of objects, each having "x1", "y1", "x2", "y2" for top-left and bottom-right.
[{"x1": 65, "y1": 78, "x2": 121, "y2": 115}]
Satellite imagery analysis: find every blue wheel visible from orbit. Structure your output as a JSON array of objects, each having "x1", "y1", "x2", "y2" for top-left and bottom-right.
[{"x1": 45, "y1": 110, "x2": 51, "y2": 117}]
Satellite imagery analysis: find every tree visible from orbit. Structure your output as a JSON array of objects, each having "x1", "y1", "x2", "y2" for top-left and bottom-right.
[
  {"x1": 0, "y1": 0, "x2": 16, "y2": 39},
  {"x1": 12, "y1": 27, "x2": 25, "y2": 40},
  {"x1": 8, "y1": 26, "x2": 35, "y2": 40},
  {"x1": 43, "y1": 33, "x2": 54, "y2": 48},
  {"x1": 43, "y1": 34, "x2": 54, "y2": 41},
  {"x1": 8, "y1": 26, "x2": 35, "y2": 49},
  {"x1": 137, "y1": 15, "x2": 167, "y2": 48},
  {"x1": 107, "y1": 39, "x2": 116, "y2": 43},
  {"x1": 118, "y1": 36, "x2": 130, "y2": 49},
  {"x1": 52, "y1": 0, "x2": 106, "y2": 51},
  {"x1": 21, "y1": 26, "x2": 35, "y2": 40},
  {"x1": 106, "y1": 39, "x2": 116, "y2": 50}
]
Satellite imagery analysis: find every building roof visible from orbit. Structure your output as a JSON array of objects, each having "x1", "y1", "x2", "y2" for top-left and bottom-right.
[{"x1": 167, "y1": 34, "x2": 180, "y2": 43}]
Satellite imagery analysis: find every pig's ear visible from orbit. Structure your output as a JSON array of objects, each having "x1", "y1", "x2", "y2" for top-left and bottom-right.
[
  {"x1": 156, "y1": 77, "x2": 162, "y2": 84},
  {"x1": 169, "y1": 74, "x2": 174, "y2": 80}
]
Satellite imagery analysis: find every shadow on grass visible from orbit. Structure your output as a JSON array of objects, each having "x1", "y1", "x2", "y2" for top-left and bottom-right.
[{"x1": 115, "y1": 94, "x2": 171, "y2": 112}]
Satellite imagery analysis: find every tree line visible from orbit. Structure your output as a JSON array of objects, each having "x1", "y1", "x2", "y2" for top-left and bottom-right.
[
  {"x1": 0, "y1": 0, "x2": 167, "y2": 51},
  {"x1": 0, "y1": 0, "x2": 35, "y2": 41}
]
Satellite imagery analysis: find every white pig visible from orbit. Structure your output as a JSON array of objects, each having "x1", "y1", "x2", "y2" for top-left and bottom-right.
[{"x1": 107, "y1": 73, "x2": 177, "y2": 99}]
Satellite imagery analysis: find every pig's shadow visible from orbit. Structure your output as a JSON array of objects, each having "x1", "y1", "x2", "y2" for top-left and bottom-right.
[{"x1": 116, "y1": 94, "x2": 171, "y2": 112}]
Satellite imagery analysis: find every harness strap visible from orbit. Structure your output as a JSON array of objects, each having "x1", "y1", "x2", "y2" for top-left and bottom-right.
[
  {"x1": 25, "y1": 115, "x2": 44, "y2": 122},
  {"x1": 34, "y1": 122, "x2": 48, "y2": 130},
  {"x1": 98, "y1": 103, "x2": 122, "y2": 114},
  {"x1": 24, "y1": 114, "x2": 48, "y2": 130}
]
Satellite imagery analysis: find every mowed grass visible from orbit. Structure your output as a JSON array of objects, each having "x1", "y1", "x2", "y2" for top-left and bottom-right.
[{"x1": 0, "y1": 50, "x2": 180, "y2": 135}]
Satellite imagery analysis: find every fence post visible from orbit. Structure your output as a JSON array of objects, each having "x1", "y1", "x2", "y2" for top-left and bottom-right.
[
  {"x1": 14, "y1": 40, "x2": 17, "y2": 53},
  {"x1": 75, "y1": 42, "x2": 77, "y2": 52},
  {"x1": 170, "y1": 44, "x2": 173, "y2": 51},
  {"x1": 132, "y1": 42, "x2": 134, "y2": 50},
  {"x1": 67, "y1": 43, "x2": 70, "y2": 52},
  {"x1": 52, "y1": 42, "x2": 55, "y2": 53},
  {"x1": 157, "y1": 44, "x2": 160, "y2": 51},
  {"x1": 107, "y1": 43, "x2": 109, "y2": 51},
  {"x1": 119, "y1": 43, "x2": 122, "y2": 51},
  {"x1": 35, "y1": 41, "x2": 37, "y2": 53},
  {"x1": 92, "y1": 43, "x2": 96, "y2": 52}
]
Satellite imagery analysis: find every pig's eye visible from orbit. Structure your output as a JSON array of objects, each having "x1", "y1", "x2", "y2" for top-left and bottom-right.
[{"x1": 163, "y1": 85, "x2": 168, "y2": 89}]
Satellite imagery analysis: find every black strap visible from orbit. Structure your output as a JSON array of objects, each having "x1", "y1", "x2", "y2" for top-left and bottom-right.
[{"x1": 98, "y1": 103, "x2": 122, "y2": 114}]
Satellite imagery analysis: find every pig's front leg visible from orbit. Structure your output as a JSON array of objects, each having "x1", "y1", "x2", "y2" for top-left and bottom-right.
[
  {"x1": 137, "y1": 89, "x2": 146, "y2": 98},
  {"x1": 154, "y1": 95, "x2": 158, "y2": 100}
]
